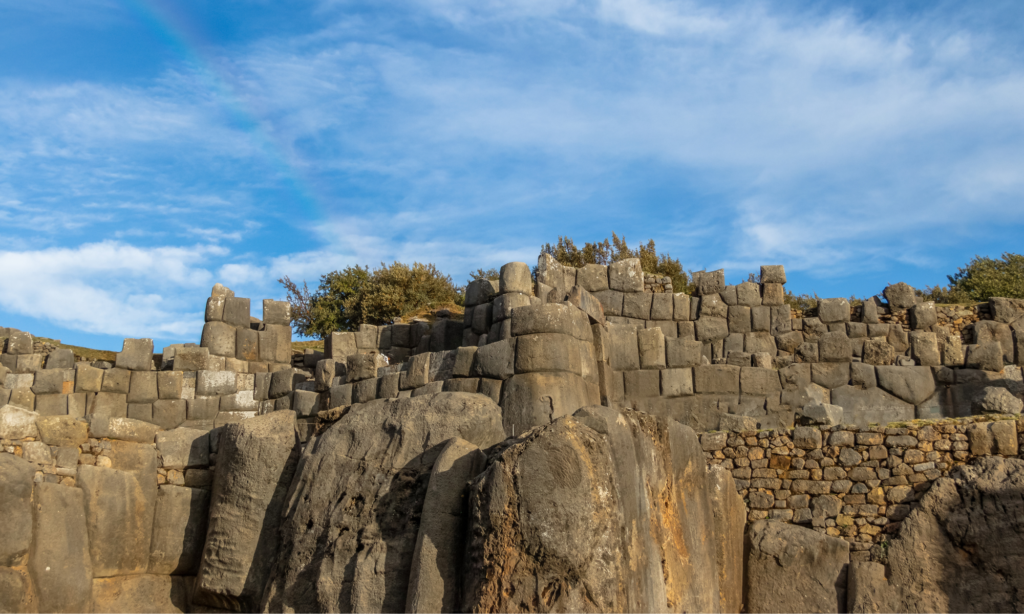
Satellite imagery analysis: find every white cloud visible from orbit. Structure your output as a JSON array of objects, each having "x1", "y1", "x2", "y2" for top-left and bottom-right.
[{"x1": 0, "y1": 241, "x2": 225, "y2": 339}]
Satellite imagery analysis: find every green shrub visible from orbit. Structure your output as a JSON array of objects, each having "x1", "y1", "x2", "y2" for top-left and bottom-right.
[
  {"x1": 279, "y1": 262, "x2": 460, "y2": 338},
  {"x1": 541, "y1": 232, "x2": 691, "y2": 292},
  {"x1": 923, "y1": 253, "x2": 1024, "y2": 303}
]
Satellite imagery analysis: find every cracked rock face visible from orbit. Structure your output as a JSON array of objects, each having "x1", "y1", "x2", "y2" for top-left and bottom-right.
[
  {"x1": 883, "y1": 456, "x2": 1024, "y2": 613},
  {"x1": 462, "y1": 406, "x2": 739, "y2": 613}
]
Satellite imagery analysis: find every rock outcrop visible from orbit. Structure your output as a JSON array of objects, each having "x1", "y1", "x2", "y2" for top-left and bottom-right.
[
  {"x1": 881, "y1": 456, "x2": 1024, "y2": 612},
  {"x1": 261, "y1": 392, "x2": 506, "y2": 612},
  {"x1": 462, "y1": 405, "x2": 737, "y2": 612}
]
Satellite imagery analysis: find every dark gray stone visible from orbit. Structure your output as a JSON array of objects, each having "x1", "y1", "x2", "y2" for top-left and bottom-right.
[
  {"x1": 29, "y1": 483, "x2": 93, "y2": 613},
  {"x1": 883, "y1": 282, "x2": 917, "y2": 310},
  {"x1": 406, "y1": 437, "x2": 487, "y2": 613},
  {"x1": 262, "y1": 394, "x2": 504, "y2": 613},
  {"x1": 966, "y1": 342, "x2": 1005, "y2": 372},
  {"x1": 78, "y1": 462, "x2": 158, "y2": 577},
  {"x1": 194, "y1": 411, "x2": 300, "y2": 612},
  {"x1": 116, "y1": 338, "x2": 154, "y2": 371},
  {"x1": 745, "y1": 520, "x2": 850, "y2": 613},
  {"x1": 876, "y1": 366, "x2": 936, "y2": 405},
  {"x1": 0, "y1": 454, "x2": 34, "y2": 566},
  {"x1": 148, "y1": 485, "x2": 211, "y2": 575},
  {"x1": 608, "y1": 258, "x2": 644, "y2": 292},
  {"x1": 887, "y1": 457, "x2": 1024, "y2": 612}
]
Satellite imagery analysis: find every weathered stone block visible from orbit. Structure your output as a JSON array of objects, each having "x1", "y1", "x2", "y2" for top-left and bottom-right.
[
  {"x1": 263, "y1": 299, "x2": 291, "y2": 326},
  {"x1": 694, "y1": 365, "x2": 740, "y2": 394},
  {"x1": 235, "y1": 327, "x2": 259, "y2": 362},
  {"x1": 201, "y1": 321, "x2": 236, "y2": 358},
  {"x1": 193, "y1": 411, "x2": 298, "y2": 612},
  {"x1": 31, "y1": 368, "x2": 66, "y2": 395},
  {"x1": 223, "y1": 297, "x2": 250, "y2": 328},
  {"x1": 514, "y1": 333, "x2": 580, "y2": 375},
  {"x1": 157, "y1": 428, "x2": 210, "y2": 469},
  {"x1": 175, "y1": 346, "x2": 210, "y2": 371},
  {"x1": 45, "y1": 348, "x2": 75, "y2": 369},
  {"x1": 637, "y1": 327, "x2": 666, "y2": 369},
  {"x1": 30, "y1": 483, "x2": 93, "y2": 613},
  {"x1": 741, "y1": 367, "x2": 782, "y2": 396},
  {"x1": 78, "y1": 463, "x2": 157, "y2": 577},
  {"x1": 622, "y1": 292, "x2": 653, "y2": 319},
  {"x1": 0, "y1": 454, "x2": 34, "y2": 567},
  {"x1": 817, "y1": 298, "x2": 850, "y2": 323},
  {"x1": 116, "y1": 338, "x2": 154, "y2": 371},
  {"x1": 472, "y1": 338, "x2": 515, "y2": 380},
  {"x1": 5, "y1": 331, "x2": 32, "y2": 355},
  {"x1": 696, "y1": 317, "x2": 729, "y2": 342},
  {"x1": 623, "y1": 369, "x2": 661, "y2": 398},
  {"x1": 499, "y1": 262, "x2": 532, "y2": 294},
  {"x1": 608, "y1": 258, "x2": 644, "y2": 292},
  {"x1": 727, "y1": 305, "x2": 751, "y2": 334},
  {"x1": 152, "y1": 400, "x2": 186, "y2": 429},
  {"x1": 910, "y1": 331, "x2": 941, "y2": 366},
  {"x1": 761, "y1": 283, "x2": 784, "y2": 306},
  {"x1": 75, "y1": 362, "x2": 104, "y2": 393},
  {"x1": 90, "y1": 392, "x2": 128, "y2": 418},
  {"x1": 187, "y1": 396, "x2": 220, "y2": 421},
  {"x1": 662, "y1": 368, "x2": 694, "y2": 397},
  {"x1": 197, "y1": 370, "x2": 237, "y2": 397},
  {"x1": 128, "y1": 370, "x2": 158, "y2": 403}
]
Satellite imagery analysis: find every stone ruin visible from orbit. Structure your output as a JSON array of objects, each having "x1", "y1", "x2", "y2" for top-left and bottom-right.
[{"x1": 2, "y1": 255, "x2": 1024, "y2": 612}]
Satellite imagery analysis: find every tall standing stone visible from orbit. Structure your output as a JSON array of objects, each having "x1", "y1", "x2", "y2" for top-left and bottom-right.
[
  {"x1": 193, "y1": 410, "x2": 300, "y2": 612},
  {"x1": 29, "y1": 483, "x2": 93, "y2": 613}
]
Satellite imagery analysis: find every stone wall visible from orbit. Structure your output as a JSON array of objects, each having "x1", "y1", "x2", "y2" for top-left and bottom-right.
[
  {"x1": 0, "y1": 409, "x2": 214, "y2": 612},
  {"x1": 700, "y1": 413, "x2": 1024, "y2": 553}
]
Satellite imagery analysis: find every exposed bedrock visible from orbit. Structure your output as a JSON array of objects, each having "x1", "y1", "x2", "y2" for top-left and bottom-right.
[
  {"x1": 853, "y1": 456, "x2": 1024, "y2": 613},
  {"x1": 462, "y1": 405, "x2": 744, "y2": 613},
  {"x1": 260, "y1": 392, "x2": 506, "y2": 613}
]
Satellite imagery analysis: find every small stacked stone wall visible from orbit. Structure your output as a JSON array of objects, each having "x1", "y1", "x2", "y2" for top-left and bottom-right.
[{"x1": 700, "y1": 415, "x2": 1023, "y2": 552}]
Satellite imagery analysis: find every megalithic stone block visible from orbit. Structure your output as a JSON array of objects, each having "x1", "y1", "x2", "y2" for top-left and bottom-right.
[
  {"x1": 77, "y1": 464, "x2": 158, "y2": 577},
  {"x1": 116, "y1": 338, "x2": 154, "y2": 371},
  {"x1": 406, "y1": 438, "x2": 487, "y2": 613},
  {"x1": 263, "y1": 299, "x2": 291, "y2": 326},
  {"x1": 193, "y1": 411, "x2": 299, "y2": 612},
  {"x1": 29, "y1": 483, "x2": 94, "y2": 613},
  {"x1": 202, "y1": 321, "x2": 236, "y2": 358},
  {"x1": 499, "y1": 262, "x2": 532, "y2": 295},
  {"x1": 608, "y1": 258, "x2": 644, "y2": 292},
  {"x1": 235, "y1": 327, "x2": 259, "y2": 362},
  {"x1": 325, "y1": 331, "x2": 357, "y2": 362},
  {"x1": 223, "y1": 297, "x2": 251, "y2": 328}
]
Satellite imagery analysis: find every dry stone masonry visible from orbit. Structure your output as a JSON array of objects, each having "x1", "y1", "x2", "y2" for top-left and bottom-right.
[{"x1": 2, "y1": 256, "x2": 1024, "y2": 612}]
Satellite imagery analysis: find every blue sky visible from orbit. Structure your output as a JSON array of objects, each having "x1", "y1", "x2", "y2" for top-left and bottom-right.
[{"x1": 1, "y1": 0, "x2": 1023, "y2": 352}]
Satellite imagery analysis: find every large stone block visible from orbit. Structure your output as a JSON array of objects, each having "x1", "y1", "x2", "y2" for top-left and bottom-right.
[
  {"x1": 511, "y1": 303, "x2": 593, "y2": 342},
  {"x1": 577, "y1": 263, "x2": 609, "y2": 292},
  {"x1": 910, "y1": 331, "x2": 941, "y2": 366},
  {"x1": 465, "y1": 278, "x2": 499, "y2": 307},
  {"x1": 175, "y1": 346, "x2": 210, "y2": 371},
  {"x1": 31, "y1": 368, "x2": 66, "y2": 395},
  {"x1": 430, "y1": 319, "x2": 465, "y2": 352},
  {"x1": 472, "y1": 338, "x2": 515, "y2": 380},
  {"x1": 157, "y1": 428, "x2": 210, "y2": 469},
  {"x1": 741, "y1": 367, "x2": 782, "y2": 396},
  {"x1": 152, "y1": 399, "x2": 186, "y2": 429},
  {"x1": 761, "y1": 283, "x2": 784, "y2": 306},
  {"x1": 492, "y1": 292, "x2": 531, "y2": 321},
  {"x1": 263, "y1": 299, "x2": 291, "y2": 326},
  {"x1": 666, "y1": 338, "x2": 703, "y2": 368},
  {"x1": 661, "y1": 368, "x2": 694, "y2": 397},
  {"x1": 193, "y1": 411, "x2": 299, "y2": 612},
  {"x1": 818, "y1": 298, "x2": 850, "y2": 323},
  {"x1": 594, "y1": 289, "x2": 624, "y2": 317},
  {"x1": 157, "y1": 371, "x2": 183, "y2": 400},
  {"x1": 128, "y1": 370, "x2": 158, "y2": 403},
  {"x1": 727, "y1": 305, "x2": 751, "y2": 333},
  {"x1": 36, "y1": 415, "x2": 88, "y2": 446},
  {"x1": 196, "y1": 370, "x2": 237, "y2": 397},
  {"x1": 88, "y1": 415, "x2": 161, "y2": 443},
  {"x1": 637, "y1": 327, "x2": 666, "y2": 369},
  {"x1": 76, "y1": 364, "x2": 106, "y2": 394},
  {"x1": 46, "y1": 348, "x2": 75, "y2": 369},
  {"x1": 235, "y1": 327, "x2": 259, "y2": 361},
  {"x1": 30, "y1": 483, "x2": 93, "y2": 613},
  {"x1": 78, "y1": 463, "x2": 157, "y2": 577},
  {"x1": 708, "y1": 465, "x2": 746, "y2": 613},
  {"x1": 747, "y1": 520, "x2": 849, "y2": 613},
  {"x1": 883, "y1": 282, "x2": 916, "y2": 310},
  {"x1": 206, "y1": 295, "x2": 226, "y2": 322},
  {"x1": 116, "y1": 338, "x2": 154, "y2": 371},
  {"x1": 223, "y1": 297, "x2": 250, "y2": 328},
  {"x1": 514, "y1": 333, "x2": 581, "y2": 375},
  {"x1": 406, "y1": 438, "x2": 487, "y2": 613},
  {"x1": 148, "y1": 485, "x2": 211, "y2": 576},
  {"x1": 862, "y1": 339, "x2": 897, "y2": 365},
  {"x1": 622, "y1": 292, "x2": 653, "y2": 319},
  {"x1": 877, "y1": 365, "x2": 936, "y2": 405},
  {"x1": 471, "y1": 301, "x2": 492, "y2": 334},
  {"x1": 974, "y1": 320, "x2": 1014, "y2": 364},
  {"x1": 819, "y1": 331, "x2": 852, "y2": 362},
  {"x1": 499, "y1": 261, "x2": 532, "y2": 294},
  {"x1": 695, "y1": 317, "x2": 729, "y2": 341},
  {"x1": 501, "y1": 371, "x2": 594, "y2": 435},
  {"x1": 90, "y1": 392, "x2": 128, "y2": 418},
  {"x1": 694, "y1": 365, "x2": 740, "y2": 394},
  {"x1": 609, "y1": 324, "x2": 641, "y2": 371},
  {"x1": 325, "y1": 331, "x2": 357, "y2": 362},
  {"x1": 5, "y1": 331, "x2": 32, "y2": 355},
  {"x1": 830, "y1": 385, "x2": 915, "y2": 428},
  {"x1": 608, "y1": 258, "x2": 644, "y2": 292},
  {"x1": 0, "y1": 454, "x2": 34, "y2": 566},
  {"x1": 201, "y1": 321, "x2": 236, "y2": 358}
]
